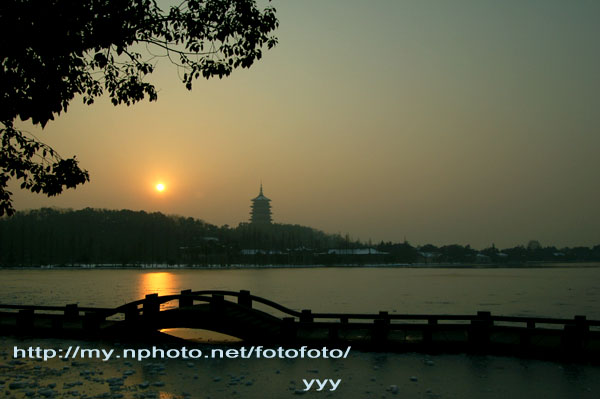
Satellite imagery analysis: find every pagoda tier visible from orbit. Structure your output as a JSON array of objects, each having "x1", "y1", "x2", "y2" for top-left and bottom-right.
[{"x1": 250, "y1": 184, "x2": 272, "y2": 224}]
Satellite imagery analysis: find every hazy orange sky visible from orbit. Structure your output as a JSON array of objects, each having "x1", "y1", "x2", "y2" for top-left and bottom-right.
[{"x1": 10, "y1": 1, "x2": 600, "y2": 248}]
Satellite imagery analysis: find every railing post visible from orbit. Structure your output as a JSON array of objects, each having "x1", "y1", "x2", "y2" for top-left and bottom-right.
[
  {"x1": 470, "y1": 311, "x2": 492, "y2": 349},
  {"x1": 179, "y1": 289, "x2": 193, "y2": 308},
  {"x1": 300, "y1": 309, "x2": 313, "y2": 323},
  {"x1": 373, "y1": 319, "x2": 388, "y2": 343},
  {"x1": 143, "y1": 293, "x2": 159, "y2": 318},
  {"x1": 372, "y1": 311, "x2": 391, "y2": 343},
  {"x1": 574, "y1": 315, "x2": 588, "y2": 333},
  {"x1": 238, "y1": 290, "x2": 252, "y2": 308},
  {"x1": 210, "y1": 294, "x2": 225, "y2": 312},
  {"x1": 17, "y1": 309, "x2": 34, "y2": 331},
  {"x1": 563, "y1": 315, "x2": 588, "y2": 353},
  {"x1": 379, "y1": 311, "x2": 390, "y2": 324},
  {"x1": 527, "y1": 320, "x2": 535, "y2": 329},
  {"x1": 64, "y1": 304, "x2": 79, "y2": 320},
  {"x1": 521, "y1": 319, "x2": 536, "y2": 350},
  {"x1": 424, "y1": 317, "x2": 438, "y2": 344},
  {"x1": 476, "y1": 311, "x2": 492, "y2": 325}
]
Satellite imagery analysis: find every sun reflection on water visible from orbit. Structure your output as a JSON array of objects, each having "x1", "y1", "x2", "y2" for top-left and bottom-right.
[{"x1": 137, "y1": 272, "x2": 180, "y2": 310}]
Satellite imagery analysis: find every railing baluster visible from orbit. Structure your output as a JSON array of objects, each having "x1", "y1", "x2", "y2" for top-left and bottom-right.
[
  {"x1": 238, "y1": 290, "x2": 252, "y2": 308},
  {"x1": 379, "y1": 311, "x2": 390, "y2": 324},
  {"x1": 300, "y1": 309, "x2": 313, "y2": 323},
  {"x1": 470, "y1": 311, "x2": 493, "y2": 348},
  {"x1": 64, "y1": 304, "x2": 79, "y2": 320},
  {"x1": 143, "y1": 293, "x2": 159, "y2": 318},
  {"x1": 210, "y1": 294, "x2": 225, "y2": 312},
  {"x1": 179, "y1": 289, "x2": 193, "y2": 308}
]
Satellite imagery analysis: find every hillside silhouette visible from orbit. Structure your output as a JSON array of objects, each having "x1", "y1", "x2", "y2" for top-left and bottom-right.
[
  {"x1": 1, "y1": 208, "x2": 599, "y2": 267},
  {"x1": 0, "y1": 208, "x2": 352, "y2": 266}
]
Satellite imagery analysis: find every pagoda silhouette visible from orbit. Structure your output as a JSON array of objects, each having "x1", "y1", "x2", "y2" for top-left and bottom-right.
[{"x1": 250, "y1": 183, "x2": 272, "y2": 224}]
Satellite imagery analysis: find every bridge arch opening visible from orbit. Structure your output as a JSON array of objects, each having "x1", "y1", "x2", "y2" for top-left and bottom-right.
[{"x1": 160, "y1": 328, "x2": 243, "y2": 343}]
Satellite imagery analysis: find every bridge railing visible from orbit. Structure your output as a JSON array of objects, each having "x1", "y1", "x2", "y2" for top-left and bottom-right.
[
  {"x1": 2, "y1": 289, "x2": 599, "y2": 332},
  {"x1": 110, "y1": 290, "x2": 600, "y2": 332}
]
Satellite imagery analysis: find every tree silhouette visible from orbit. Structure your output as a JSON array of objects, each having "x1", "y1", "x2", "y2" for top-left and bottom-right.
[{"x1": 0, "y1": 0, "x2": 278, "y2": 215}]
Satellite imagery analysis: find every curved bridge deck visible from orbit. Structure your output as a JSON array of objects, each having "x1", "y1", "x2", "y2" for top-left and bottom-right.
[{"x1": 1, "y1": 289, "x2": 599, "y2": 362}]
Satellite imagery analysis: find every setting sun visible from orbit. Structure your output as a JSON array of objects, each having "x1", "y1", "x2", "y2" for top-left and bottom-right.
[{"x1": 155, "y1": 183, "x2": 165, "y2": 192}]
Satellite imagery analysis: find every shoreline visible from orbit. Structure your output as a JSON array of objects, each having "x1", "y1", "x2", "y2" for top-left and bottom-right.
[{"x1": 1, "y1": 261, "x2": 600, "y2": 271}]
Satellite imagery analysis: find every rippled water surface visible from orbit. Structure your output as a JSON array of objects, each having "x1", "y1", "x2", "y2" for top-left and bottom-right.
[{"x1": 1, "y1": 267, "x2": 599, "y2": 318}]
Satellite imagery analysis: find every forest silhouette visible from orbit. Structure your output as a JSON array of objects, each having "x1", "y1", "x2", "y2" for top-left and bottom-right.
[{"x1": 1, "y1": 208, "x2": 599, "y2": 267}]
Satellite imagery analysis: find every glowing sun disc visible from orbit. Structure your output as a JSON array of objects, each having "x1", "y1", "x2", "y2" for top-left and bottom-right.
[{"x1": 155, "y1": 183, "x2": 165, "y2": 192}]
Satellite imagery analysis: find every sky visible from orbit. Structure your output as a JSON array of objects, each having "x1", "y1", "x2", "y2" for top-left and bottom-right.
[{"x1": 10, "y1": 0, "x2": 600, "y2": 249}]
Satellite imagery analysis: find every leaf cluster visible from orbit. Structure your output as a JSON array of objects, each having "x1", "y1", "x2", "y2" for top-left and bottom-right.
[{"x1": 0, "y1": 124, "x2": 89, "y2": 215}]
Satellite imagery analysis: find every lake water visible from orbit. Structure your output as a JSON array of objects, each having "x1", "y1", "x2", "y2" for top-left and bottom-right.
[
  {"x1": 1, "y1": 267, "x2": 599, "y2": 398},
  {"x1": 2, "y1": 267, "x2": 600, "y2": 317}
]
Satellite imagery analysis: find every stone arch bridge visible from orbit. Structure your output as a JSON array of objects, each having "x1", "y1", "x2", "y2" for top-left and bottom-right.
[{"x1": 1, "y1": 290, "x2": 599, "y2": 362}]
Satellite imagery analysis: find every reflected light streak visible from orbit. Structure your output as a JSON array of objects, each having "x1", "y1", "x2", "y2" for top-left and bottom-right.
[{"x1": 138, "y1": 272, "x2": 178, "y2": 310}]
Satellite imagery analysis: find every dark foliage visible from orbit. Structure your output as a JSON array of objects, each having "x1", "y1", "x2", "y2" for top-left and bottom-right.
[
  {"x1": 376, "y1": 241, "x2": 419, "y2": 263},
  {"x1": 2, "y1": 208, "x2": 598, "y2": 267},
  {"x1": 0, "y1": 208, "x2": 348, "y2": 266},
  {"x1": 0, "y1": 0, "x2": 278, "y2": 215}
]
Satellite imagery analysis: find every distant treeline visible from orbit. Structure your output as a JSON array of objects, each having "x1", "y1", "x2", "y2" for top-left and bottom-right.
[
  {"x1": 0, "y1": 208, "x2": 599, "y2": 267},
  {"x1": 0, "y1": 208, "x2": 350, "y2": 266}
]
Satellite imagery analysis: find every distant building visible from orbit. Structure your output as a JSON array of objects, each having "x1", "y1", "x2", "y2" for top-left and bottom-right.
[
  {"x1": 326, "y1": 248, "x2": 388, "y2": 255},
  {"x1": 240, "y1": 249, "x2": 283, "y2": 255},
  {"x1": 250, "y1": 183, "x2": 272, "y2": 224}
]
